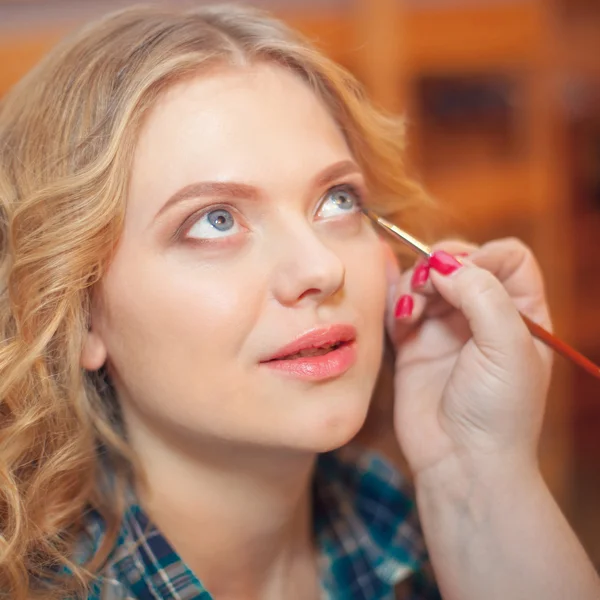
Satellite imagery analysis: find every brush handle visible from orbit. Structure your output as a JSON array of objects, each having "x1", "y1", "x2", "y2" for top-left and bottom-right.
[
  {"x1": 521, "y1": 314, "x2": 600, "y2": 379},
  {"x1": 364, "y1": 211, "x2": 600, "y2": 380}
]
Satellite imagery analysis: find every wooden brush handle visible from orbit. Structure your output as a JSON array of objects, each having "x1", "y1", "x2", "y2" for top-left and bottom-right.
[{"x1": 521, "y1": 314, "x2": 600, "y2": 379}]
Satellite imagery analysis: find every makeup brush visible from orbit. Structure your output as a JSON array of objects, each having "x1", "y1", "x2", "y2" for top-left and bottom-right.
[{"x1": 363, "y1": 209, "x2": 600, "y2": 380}]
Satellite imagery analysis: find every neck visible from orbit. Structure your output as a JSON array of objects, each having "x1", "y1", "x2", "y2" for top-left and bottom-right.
[{"x1": 126, "y1": 417, "x2": 320, "y2": 600}]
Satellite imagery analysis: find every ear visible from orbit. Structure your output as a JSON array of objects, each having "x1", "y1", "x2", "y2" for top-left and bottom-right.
[{"x1": 81, "y1": 327, "x2": 108, "y2": 371}]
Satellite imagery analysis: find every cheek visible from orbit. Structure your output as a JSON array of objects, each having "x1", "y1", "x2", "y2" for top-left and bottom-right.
[
  {"x1": 340, "y1": 235, "x2": 387, "y2": 384},
  {"x1": 345, "y1": 237, "x2": 387, "y2": 324},
  {"x1": 97, "y1": 248, "x2": 263, "y2": 375}
]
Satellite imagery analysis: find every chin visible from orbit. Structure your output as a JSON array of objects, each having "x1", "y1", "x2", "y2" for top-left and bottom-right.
[{"x1": 293, "y1": 392, "x2": 371, "y2": 454}]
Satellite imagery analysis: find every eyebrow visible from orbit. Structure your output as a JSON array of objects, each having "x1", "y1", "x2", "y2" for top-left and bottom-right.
[
  {"x1": 313, "y1": 159, "x2": 362, "y2": 188},
  {"x1": 154, "y1": 159, "x2": 362, "y2": 221},
  {"x1": 155, "y1": 181, "x2": 259, "y2": 220}
]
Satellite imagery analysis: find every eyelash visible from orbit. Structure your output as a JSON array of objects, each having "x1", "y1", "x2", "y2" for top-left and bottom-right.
[
  {"x1": 176, "y1": 181, "x2": 366, "y2": 242},
  {"x1": 319, "y1": 183, "x2": 365, "y2": 216},
  {"x1": 175, "y1": 202, "x2": 239, "y2": 242}
]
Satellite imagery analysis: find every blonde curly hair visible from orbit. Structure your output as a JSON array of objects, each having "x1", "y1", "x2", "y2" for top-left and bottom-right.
[{"x1": 0, "y1": 4, "x2": 430, "y2": 598}]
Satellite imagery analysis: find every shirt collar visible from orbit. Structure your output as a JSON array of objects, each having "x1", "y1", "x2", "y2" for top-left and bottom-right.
[{"x1": 85, "y1": 444, "x2": 433, "y2": 600}]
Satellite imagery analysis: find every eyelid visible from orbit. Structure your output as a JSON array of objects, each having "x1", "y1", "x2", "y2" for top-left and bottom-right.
[
  {"x1": 315, "y1": 181, "x2": 366, "y2": 217},
  {"x1": 329, "y1": 181, "x2": 366, "y2": 201},
  {"x1": 171, "y1": 179, "x2": 368, "y2": 241},
  {"x1": 174, "y1": 202, "x2": 245, "y2": 241}
]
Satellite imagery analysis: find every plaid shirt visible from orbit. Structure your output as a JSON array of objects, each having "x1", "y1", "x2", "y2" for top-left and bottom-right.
[{"x1": 82, "y1": 444, "x2": 441, "y2": 600}]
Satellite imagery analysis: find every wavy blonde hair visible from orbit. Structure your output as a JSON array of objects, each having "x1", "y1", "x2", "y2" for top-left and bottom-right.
[{"x1": 0, "y1": 4, "x2": 431, "y2": 599}]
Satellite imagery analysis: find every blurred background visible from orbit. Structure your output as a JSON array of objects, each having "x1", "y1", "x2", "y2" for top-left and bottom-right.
[{"x1": 1, "y1": 0, "x2": 599, "y2": 567}]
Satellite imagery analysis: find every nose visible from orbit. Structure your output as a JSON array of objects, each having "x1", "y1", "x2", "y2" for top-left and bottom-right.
[{"x1": 270, "y1": 221, "x2": 345, "y2": 307}]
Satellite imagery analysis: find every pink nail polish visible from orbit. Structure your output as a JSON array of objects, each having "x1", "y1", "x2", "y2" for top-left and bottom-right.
[
  {"x1": 429, "y1": 251, "x2": 462, "y2": 276},
  {"x1": 411, "y1": 263, "x2": 430, "y2": 288},
  {"x1": 394, "y1": 294, "x2": 414, "y2": 319}
]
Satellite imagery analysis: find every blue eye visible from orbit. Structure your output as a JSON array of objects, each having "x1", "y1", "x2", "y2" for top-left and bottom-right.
[
  {"x1": 317, "y1": 185, "x2": 362, "y2": 219},
  {"x1": 186, "y1": 208, "x2": 240, "y2": 239}
]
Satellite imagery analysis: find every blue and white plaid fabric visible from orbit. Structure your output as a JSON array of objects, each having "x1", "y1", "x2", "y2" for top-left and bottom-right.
[{"x1": 83, "y1": 444, "x2": 441, "y2": 599}]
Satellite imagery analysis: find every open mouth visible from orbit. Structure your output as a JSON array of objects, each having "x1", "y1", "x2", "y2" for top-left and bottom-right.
[
  {"x1": 266, "y1": 341, "x2": 349, "y2": 362},
  {"x1": 261, "y1": 325, "x2": 357, "y2": 380}
]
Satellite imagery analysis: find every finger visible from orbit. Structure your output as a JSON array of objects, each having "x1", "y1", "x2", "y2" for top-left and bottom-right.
[
  {"x1": 388, "y1": 242, "x2": 473, "y2": 344},
  {"x1": 387, "y1": 240, "x2": 476, "y2": 345},
  {"x1": 389, "y1": 273, "x2": 460, "y2": 346},
  {"x1": 428, "y1": 253, "x2": 534, "y2": 364},
  {"x1": 386, "y1": 271, "x2": 429, "y2": 345},
  {"x1": 410, "y1": 240, "x2": 479, "y2": 297},
  {"x1": 382, "y1": 242, "x2": 422, "y2": 341},
  {"x1": 467, "y1": 238, "x2": 550, "y2": 329}
]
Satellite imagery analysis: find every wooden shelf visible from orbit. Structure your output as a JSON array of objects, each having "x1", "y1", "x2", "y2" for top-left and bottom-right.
[
  {"x1": 422, "y1": 159, "x2": 550, "y2": 227},
  {"x1": 1, "y1": 0, "x2": 599, "y2": 509},
  {"x1": 0, "y1": 29, "x2": 65, "y2": 95},
  {"x1": 571, "y1": 213, "x2": 600, "y2": 348},
  {"x1": 401, "y1": 3, "x2": 547, "y2": 73}
]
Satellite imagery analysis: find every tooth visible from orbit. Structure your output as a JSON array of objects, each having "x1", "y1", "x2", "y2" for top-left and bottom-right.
[{"x1": 279, "y1": 342, "x2": 344, "y2": 360}]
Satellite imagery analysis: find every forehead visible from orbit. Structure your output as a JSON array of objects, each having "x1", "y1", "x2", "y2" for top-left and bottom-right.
[{"x1": 127, "y1": 64, "x2": 353, "y2": 216}]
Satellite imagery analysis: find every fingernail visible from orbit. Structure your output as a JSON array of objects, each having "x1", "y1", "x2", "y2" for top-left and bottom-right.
[
  {"x1": 411, "y1": 262, "x2": 430, "y2": 288},
  {"x1": 394, "y1": 294, "x2": 414, "y2": 319},
  {"x1": 429, "y1": 251, "x2": 462, "y2": 276}
]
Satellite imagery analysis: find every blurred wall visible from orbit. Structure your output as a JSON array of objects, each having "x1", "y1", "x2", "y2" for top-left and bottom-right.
[{"x1": 1, "y1": 0, "x2": 600, "y2": 566}]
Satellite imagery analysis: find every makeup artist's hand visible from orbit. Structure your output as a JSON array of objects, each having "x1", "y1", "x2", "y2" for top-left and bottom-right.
[
  {"x1": 385, "y1": 238, "x2": 553, "y2": 480},
  {"x1": 384, "y1": 241, "x2": 600, "y2": 600}
]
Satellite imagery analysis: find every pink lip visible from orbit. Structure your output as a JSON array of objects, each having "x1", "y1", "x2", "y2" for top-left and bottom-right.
[{"x1": 260, "y1": 324, "x2": 357, "y2": 381}]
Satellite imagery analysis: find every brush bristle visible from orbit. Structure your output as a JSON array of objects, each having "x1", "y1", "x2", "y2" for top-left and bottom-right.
[{"x1": 361, "y1": 208, "x2": 379, "y2": 222}]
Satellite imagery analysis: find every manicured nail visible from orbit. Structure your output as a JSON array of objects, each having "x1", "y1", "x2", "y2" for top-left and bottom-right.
[
  {"x1": 411, "y1": 262, "x2": 430, "y2": 288},
  {"x1": 394, "y1": 294, "x2": 414, "y2": 319},
  {"x1": 429, "y1": 251, "x2": 462, "y2": 276}
]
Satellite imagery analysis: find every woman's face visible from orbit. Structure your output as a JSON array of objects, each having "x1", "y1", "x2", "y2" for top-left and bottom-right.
[{"x1": 83, "y1": 64, "x2": 388, "y2": 453}]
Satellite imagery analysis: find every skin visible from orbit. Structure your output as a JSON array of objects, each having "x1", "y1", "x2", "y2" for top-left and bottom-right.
[
  {"x1": 81, "y1": 62, "x2": 600, "y2": 599},
  {"x1": 389, "y1": 242, "x2": 600, "y2": 599},
  {"x1": 82, "y1": 63, "x2": 387, "y2": 599}
]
